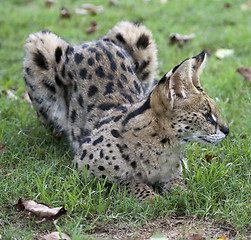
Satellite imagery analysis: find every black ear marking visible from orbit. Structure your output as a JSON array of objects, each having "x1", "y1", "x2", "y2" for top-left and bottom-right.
[
  {"x1": 192, "y1": 51, "x2": 206, "y2": 62},
  {"x1": 136, "y1": 34, "x2": 150, "y2": 49}
]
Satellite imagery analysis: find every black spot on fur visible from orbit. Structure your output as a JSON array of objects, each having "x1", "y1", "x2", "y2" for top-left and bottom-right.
[
  {"x1": 110, "y1": 61, "x2": 117, "y2": 72},
  {"x1": 55, "y1": 75, "x2": 63, "y2": 87},
  {"x1": 74, "y1": 53, "x2": 84, "y2": 64},
  {"x1": 121, "y1": 92, "x2": 134, "y2": 104},
  {"x1": 121, "y1": 74, "x2": 128, "y2": 83},
  {"x1": 117, "y1": 80, "x2": 123, "y2": 89},
  {"x1": 136, "y1": 34, "x2": 150, "y2": 49},
  {"x1": 87, "y1": 104, "x2": 95, "y2": 112},
  {"x1": 78, "y1": 94, "x2": 84, "y2": 107},
  {"x1": 88, "y1": 85, "x2": 98, "y2": 97},
  {"x1": 100, "y1": 149, "x2": 104, "y2": 158},
  {"x1": 104, "y1": 82, "x2": 114, "y2": 95},
  {"x1": 61, "y1": 64, "x2": 66, "y2": 77},
  {"x1": 96, "y1": 117, "x2": 113, "y2": 129},
  {"x1": 116, "y1": 33, "x2": 126, "y2": 44},
  {"x1": 80, "y1": 68, "x2": 87, "y2": 80},
  {"x1": 160, "y1": 137, "x2": 170, "y2": 145},
  {"x1": 42, "y1": 80, "x2": 56, "y2": 93},
  {"x1": 114, "y1": 165, "x2": 120, "y2": 171},
  {"x1": 93, "y1": 135, "x2": 104, "y2": 146},
  {"x1": 89, "y1": 154, "x2": 93, "y2": 160},
  {"x1": 98, "y1": 166, "x2": 105, "y2": 171},
  {"x1": 122, "y1": 154, "x2": 130, "y2": 162},
  {"x1": 98, "y1": 103, "x2": 116, "y2": 111},
  {"x1": 25, "y1": 67, "x2": 32, "y2": 76},
  {"x1": 95, "y1": 52, "x2": 101, "y2": 61},
  {"x1": 88, "y1": 57, "x2": 94, "y2": 66},
  {"x1": 108, "y1": 73, "x2": 114, "y2": 81},
  {"x1": 95, "y1": 66, "x2": 105, "y2": 78},
  {"x1": 55, "y1": 47, "x2": 62, "y2": 63},
  {"x1": 139, "y1": 59, "x2": 150, "y2": 71},
  {"x1": 131, "y1": 161, "x2": 137, "y2": 169},
  {"x1": 39, "y1": 107, "x2": 48, "y2": 119},
  {"x1": 141, "y1": 71, "x2": 150, "y2": 81},
  {"x1": 122, "y1": 94, "x2": 151, "y2": 126},
  {"x1": 70, "y1": 109, "x2": 77, "y2": 123},
  {"x1": 73, "y1": 82, "x2": 78, "y2": 92},
  {"x1": 133, "y1": 81, "x2": 142, "y2": 93},
  {"x1": 116, "y1": 51, "x2": 125, "y2": 59},
  {"x1": 88, "y1": 47, "x2": 96, "y2": 53},
  {"x1": 80, "y1": 150, "x2": 87, "y2": 160},
  {"x1": 114, "y1": 115, "x2": 122, "y2": 122},
  {"x1": 68, "y1": 71, "x2": 73, "y2": 80},
  {"x1": 111, "y1": 129, "x2": 120, "y2": 138},
  {"x1": 33, "y1": 50, "x2": 49, "y2": 70},
  {"x1": 120, "y1": 62, "x2": 127, "y2": 71}
]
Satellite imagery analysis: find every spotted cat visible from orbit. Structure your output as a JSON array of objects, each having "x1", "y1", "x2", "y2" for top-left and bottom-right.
[{"x1": 23, "y1": 21, "x2": 229, "y2": 201}]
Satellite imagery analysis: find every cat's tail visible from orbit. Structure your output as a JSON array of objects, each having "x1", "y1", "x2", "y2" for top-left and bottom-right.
[{"x1": 23, "y1": 31, "x2": 71, "y2": 136}]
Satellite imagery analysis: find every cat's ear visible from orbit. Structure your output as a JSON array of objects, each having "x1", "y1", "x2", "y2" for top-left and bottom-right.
[{"x1": 151, "y1": 52, "x2": 206, "y2": 115}]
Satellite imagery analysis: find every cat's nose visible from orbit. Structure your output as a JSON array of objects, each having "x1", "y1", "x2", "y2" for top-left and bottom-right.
[{"x1": 220, "y1": 126, "x2": 229, "y2": 136}]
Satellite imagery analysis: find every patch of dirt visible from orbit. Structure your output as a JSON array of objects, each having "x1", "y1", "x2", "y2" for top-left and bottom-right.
[{"x1": 91, "y1": 217, "x2": 249, "y2": 240}]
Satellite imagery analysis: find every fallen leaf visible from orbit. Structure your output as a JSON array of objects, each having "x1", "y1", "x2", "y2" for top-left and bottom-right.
[
  {"x1": 82, "y1": 3, "x2": 103, "y2": 15},
  {"x1": 224, "y1": 3, "x2": 232, "y2": 8},
  {"x1": 109, "y1": 0, "x2": 119, "y2": 6},
  {"x1": 188, "y1": 233, "x2": 206, "y2": 240},
  {"x1": 15, "y1": 198, "x2": 67, "y2": 221},
  {"x1": 169, "y1": 33, "x2": 195, "y2": 48},
  {"x1": 0, "y1": 142, "x2": 7, "y2": 155},
  {"x1": 241, "y1": 1, "x2": 251, "y2": 10},
  {"x1": 215, "y1": 49, "x2": 234, "y2": 59},
  {"x1": 204, "y1": 154, "x2": 218, "y2": 163},
  {"x1": 236, "y1": 67, "x2": 251, "y2": 82},
  {"x1": 45, "y1": 0, "x2": 57, "y2": 8},
  {"x1": 60, "y1": 6, "x2": 71, "y2": 18},
  {"x1": 41, "y1": 232, "x2": 71, "y2": 240},
  {"x1": 86, "y1": 20, "x2": 98, "y2": 34},
  {"x1": 217, "y1": 234, "x2": 227, "y2": 240},
  {"x1": 24, "y1": 91, "x2": 32, "y2": 104}
]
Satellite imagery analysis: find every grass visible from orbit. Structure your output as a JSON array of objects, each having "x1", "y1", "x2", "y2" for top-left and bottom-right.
[{"x1": 0, "y1": 0, "x2": 250, "y2": 239}]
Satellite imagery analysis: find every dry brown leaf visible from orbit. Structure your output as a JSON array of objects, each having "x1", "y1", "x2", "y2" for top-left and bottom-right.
[
  {"x1": 0, "y1": 141, "x2": 7, "y2": 155},
  {"x1": 45, "y1": 0, "x2": 57, "y2": 8},
  {"x1": 215, "y1": 49, "x2": 234, "y2": 59},
  {"x1": 224, "y1": 3, "x2": 232, "y2": 8},
  {"x1": 169, "y1": 33, "x2": 195, "y2": 48},
  {"x1": 217, "y1": 234, "x2": 227, "y2": 240},
  {"x1": 86, "y1": 20, "x2": 98, "y2": 34},
  {"x1": 41, "y1": 232, "x2": 71, "y2": 240},
  {"x1": 109, "y1": 0, "x2": 119, "y2": 6},
  {"x1": 236, "y1": 67, "x2": 251, "y2": 82},
  {"x1": 15, "y1": 198, "x2": 67, "y2": 221},
  {"x1": 60, "y1": 6, "x2": 71, "y2": 18},
  {"x1": 82, "y1": 3, "x2": 103, "y2": 15},
  {"x1": 204, "y1": 154, "x2": 218, "y2": 163},
  {"x1": 188, "y1": 233, "x2": 206, "y2": 240}
]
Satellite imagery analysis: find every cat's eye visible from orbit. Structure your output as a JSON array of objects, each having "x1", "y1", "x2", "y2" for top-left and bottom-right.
[{"x1": 205, "y1": 113, "x2": 217, "y2": 125}]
